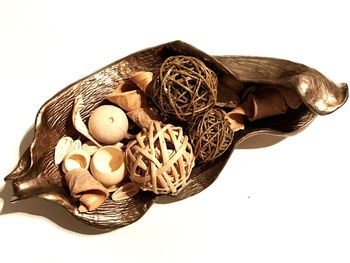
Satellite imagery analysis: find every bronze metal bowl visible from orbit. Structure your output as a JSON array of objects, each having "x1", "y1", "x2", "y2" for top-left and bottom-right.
[{"x1": 5, "y1": 41, "x2": 348, "y2": 230}]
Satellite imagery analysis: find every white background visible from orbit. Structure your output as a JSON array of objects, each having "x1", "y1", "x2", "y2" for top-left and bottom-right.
[{"x1": 0, "y1": 0, "x2": 349, "y2": 262}]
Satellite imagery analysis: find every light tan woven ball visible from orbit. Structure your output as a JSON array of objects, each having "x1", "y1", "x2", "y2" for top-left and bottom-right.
[{"x1": 125, "y1": 121, "x2": 195, "y2": 194}]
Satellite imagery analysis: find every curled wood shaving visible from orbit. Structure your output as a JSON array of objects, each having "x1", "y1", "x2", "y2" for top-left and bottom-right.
[{"x1": 72, "y1": 95, "x2": 102, "y2": 148}]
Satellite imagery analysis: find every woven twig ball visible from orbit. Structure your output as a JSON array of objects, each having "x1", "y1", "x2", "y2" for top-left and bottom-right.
[
  {"x1": 189, "y1": 108, "x2": 234, "y2": 163},
  {"x1": 152, "y1": 56, "x2": 218, "y2": 121},
  {"x1": 125, "y1": 121, "x2": 195, "y2": 194}
]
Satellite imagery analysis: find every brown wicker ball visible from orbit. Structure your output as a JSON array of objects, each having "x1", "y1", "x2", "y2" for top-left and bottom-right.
[
  {"x1": 125, "y1": 121, "x2": 195, "y2": 194},
  {"x1": 189, "y1": 108, "x2": 234, "y2": 163},
  {"x1": 152, "y1": 56, "x2": 218, "y2": 121}
]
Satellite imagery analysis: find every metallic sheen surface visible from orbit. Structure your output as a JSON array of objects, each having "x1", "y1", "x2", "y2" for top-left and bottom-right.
[{"x1": 4, "y1": 41, "x2": 348, "y2": 230}]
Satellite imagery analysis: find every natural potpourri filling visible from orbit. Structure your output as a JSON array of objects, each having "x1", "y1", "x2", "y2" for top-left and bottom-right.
[{"x1": 54, "y1": 55, "x2": 302, "y2": 212}]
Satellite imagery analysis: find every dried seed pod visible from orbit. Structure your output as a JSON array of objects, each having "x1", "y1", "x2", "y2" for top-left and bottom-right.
[
  {"x1": 106, "y1": 80, "x2": 148, "y2": 112},
  {"x1": 54, "y1": 136, "x2": 74, "y2": 165},
  {"x1": 72, "y1": 95, "x2": 102, "y2": 147},
  {"x1": 82, "y1": 141, "x2": 99, "y2": 156},
  {"x1": 62, "y1": 149, "x2": 91, "y2": 173},
  {"x1": 73, "y1": 139, "x2": 82, "y2": 150},
  {"x1": 129, "y1": 71, "x2": 153, "y2": 92},
  {"x1": 111, "y1": 182, "x2": 139, "y2": 201}
]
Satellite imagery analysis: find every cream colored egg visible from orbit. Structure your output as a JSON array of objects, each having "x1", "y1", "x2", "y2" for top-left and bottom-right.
[
  {"x1": 90, "y1": 146, "x2": 126, "y2": 189},
  {"x1": 88, "y1": 105, "x2": 128, "y2": 144}
]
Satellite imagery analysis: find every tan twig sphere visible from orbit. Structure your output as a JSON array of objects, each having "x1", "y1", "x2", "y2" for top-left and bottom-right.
[
  {"x1": 152, "y1": 56, "x2": 218, "y2": 121},
  {"x1": 189, "y1": 108, "x2": 234, "y2": 163},
  {"x1": 125, "y1": 121, "x2": 195, "y2": 194}
]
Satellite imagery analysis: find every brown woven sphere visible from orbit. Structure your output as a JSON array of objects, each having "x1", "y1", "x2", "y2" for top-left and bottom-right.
[
  {"x1": 189, "y1": 108, "x2": 234, "y2": 163},
  {"x1": 125, "y1": 121, "x2": 195, "y2": 194},
  {"x1": 152, "y1": 56, "x2": 218, "y2": 121}
]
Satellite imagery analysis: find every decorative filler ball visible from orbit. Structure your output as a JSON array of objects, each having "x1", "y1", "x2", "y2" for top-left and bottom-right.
[
  {"x1": 88, "y1": 105, "x2": 128, "y2": 144},
  {"x1": 152, "y1": 55, "x2": 218, "y2": 121},
  {"x1": 189, "y1": 108, "x2": 234, "y2": 163},
  {"x1": 125, "y1": 121, "x2": 195, "y2": 194}
]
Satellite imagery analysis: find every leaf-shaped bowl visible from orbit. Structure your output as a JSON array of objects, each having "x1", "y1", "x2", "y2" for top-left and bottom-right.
[{"x1": 5, "y1": 41, "x2": 348, "y2": 230}]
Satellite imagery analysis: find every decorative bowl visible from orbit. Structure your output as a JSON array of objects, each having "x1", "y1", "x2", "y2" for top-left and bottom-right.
[{"x1": 5, "y1": 41, "x2": 348, "y2": 230}]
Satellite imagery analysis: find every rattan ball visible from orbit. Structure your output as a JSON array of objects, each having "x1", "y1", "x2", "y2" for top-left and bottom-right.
[
  {"x1": 152, "y1": 56, "x2": 218, "y2": 121},
  {"x1": 125, "y1": 121, "x2": 195, "y2": 194},
  {"x1": 189, "y1": 108, "x2": 234, "y2": 163}
]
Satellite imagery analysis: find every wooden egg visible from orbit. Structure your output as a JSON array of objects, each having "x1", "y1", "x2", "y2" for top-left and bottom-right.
[
  {"x1": 88, "y1": 105, "x2": 128, "y2": 144},
  {"x1": 90, "y1": 146, "x2": 126, "y2": 190}
]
